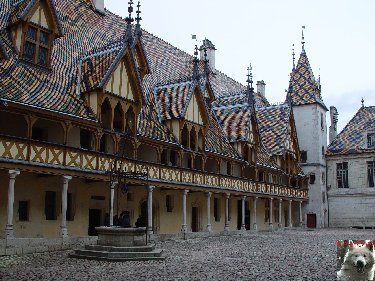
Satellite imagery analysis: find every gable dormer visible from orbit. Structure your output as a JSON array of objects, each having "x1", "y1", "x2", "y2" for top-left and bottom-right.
[
  {"x1": 154, "y1": 80, "x2": 210, "y2": 151},
  {"x1": 9, "y1": 0, "x2": 62, "y2": 67}
]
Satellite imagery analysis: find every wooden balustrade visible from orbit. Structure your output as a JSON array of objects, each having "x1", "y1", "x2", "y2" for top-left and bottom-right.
[{"x1": 0, "y1": 135, "x2": 308, "y2": 199}]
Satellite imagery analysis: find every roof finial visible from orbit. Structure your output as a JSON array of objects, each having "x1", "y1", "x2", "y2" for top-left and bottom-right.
[
  {"x1": 192, "y1": 45, "x2": 199, "y2": 80},
  {"x1": 125, "y1": 1, "x2": 134, "y2": 44},
  {"x1": 292, "y1": 44, "x2": 296, "y2": 70},
  {"x1": 203, "y1": 47, "x2": 210, "y2": 77},
  {"x1": 135, "y1": 1, "x2": 142, "y2": 37},
  {"x1": 246, "y1": 64, "x2": 254, "y2": 107},
  {"x1": 301, "y1": 26, "x2": 306, "y2": 52},
  {"x1": 362, "y1": 97, "x2": 365, "y2": 108}
]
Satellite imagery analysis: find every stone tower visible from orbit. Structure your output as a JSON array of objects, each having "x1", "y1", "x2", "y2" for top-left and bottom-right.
[{"x1": 287, "y1": 42, "x2": 328, "y2": 228}]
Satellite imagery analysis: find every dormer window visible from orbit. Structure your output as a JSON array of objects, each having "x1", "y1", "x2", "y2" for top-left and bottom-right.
[
  {"x1": 23, "y1": 24, "x2": 51, "y2": 67},
  {"x1": 367, "y1": 133, "x2": 375, "y2": 148}
]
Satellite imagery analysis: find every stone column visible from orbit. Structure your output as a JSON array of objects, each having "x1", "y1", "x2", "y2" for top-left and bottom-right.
[
  {"x1": 253, "y1": 197, "x2": 258, "y2": 231},
  {"x1": 224, "y1": 193, "x2": 230, "y2": 231},
  {"x1": 206, "y1": 192, "x2": 212, "y2": 232},
  {"x1": 241, "y1": 196, "x2": 246, "y2": 230},
  {"x1": 60, "y1": 175, "x2": 72, "y2": 238},
  {"x1": 269, "y1": 198, "x2": 274, "y2": 231},
  {"x1": 109, "y1": 181, "x2": 118, "y2": 227},
  {"x1": 288, "y1": 200, "x2": 293, "y2": 228},
  {"x1": 5, "y1": 170, "x2": 20, "y2": 238},
  {"x1": 181, "y1": 190, "x2": 189, "y2": 233},
  {"x1": 147, "y1": 185, "x2": 154, "y2": 234},
  {"x1": 299, "y1": 201, "x2": 303, "y2": 227},
  {"x1": 278, "y1": 199, "x2": 283, "y2": 229}
]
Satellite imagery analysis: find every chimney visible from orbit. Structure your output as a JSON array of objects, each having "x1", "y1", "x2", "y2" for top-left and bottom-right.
[
  {"x1": 93, "y1": 0, "x2": 105, "y2": 14},
  {"x1": 199, "y1": 39, "x2": 216, "y2": 69},
  {"x1": 329, "y1": 106, "x2": 338, "y2": 144},
  {"x1": 256, "y1": 80, "x2": 266, "y2": 97}
]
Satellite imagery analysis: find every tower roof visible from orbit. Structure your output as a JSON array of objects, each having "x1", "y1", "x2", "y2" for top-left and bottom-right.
[{"x1": 287, "y1": 50, "x2": 327, "y2": 110}]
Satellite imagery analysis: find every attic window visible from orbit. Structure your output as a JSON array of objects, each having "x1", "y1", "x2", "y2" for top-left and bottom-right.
[
  {"x1": 367, "y1": 133, "x2": 375, "y2": 148},
  {"x1": 22, "y1": 24, "x2": 51, "y2": 67}
]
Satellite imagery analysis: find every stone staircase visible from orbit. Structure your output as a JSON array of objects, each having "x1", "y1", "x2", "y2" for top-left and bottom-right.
[{"x1": 70, "y1": 244, "x2": 165, "y2": 261}]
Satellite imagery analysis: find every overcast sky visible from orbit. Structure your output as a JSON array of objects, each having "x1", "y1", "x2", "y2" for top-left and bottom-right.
[{"x1": 105, "y1": 0, "x2": 375, "y2": 136}]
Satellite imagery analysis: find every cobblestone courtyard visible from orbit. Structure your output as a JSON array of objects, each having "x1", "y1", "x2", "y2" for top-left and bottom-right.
[{"x1": 0, "y1": 229, "x2": 374, "y2": 280}]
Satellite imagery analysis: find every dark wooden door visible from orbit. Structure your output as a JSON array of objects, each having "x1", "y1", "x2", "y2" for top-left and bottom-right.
[
  {"x1": 191, "y1": 207, "x2": 198, "y2": 232},
  {"x1": 88, "y1": 209, "x2": 101, "y2": 236},
  {"x1": 307, "y1": 213, "x2": 317, "y2": 228}
]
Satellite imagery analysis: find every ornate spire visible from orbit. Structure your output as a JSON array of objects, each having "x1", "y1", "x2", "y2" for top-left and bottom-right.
[
  {"x1": 246, "y1": 64, "x2": 254, "y2": 107},
  {"x1": 361, "y1": 97, "x2": 365, "y2": 108},
  {"x1": 125, "y1": 1, "x2": 134, "y2": 44},
  {"x1": 292, "y1": 44, "x2": 296, "y2": 70},
  {"x1": 301, "y1": 26, "x2": 306, "y2": 53},
  {"x1": 135, "y1": 1, "x2": 142, "y2": 37},
  {"x1": 192, "y1": 45, "x2": 199, "y2": 80},
  {"x1": 203, "y1": 47, "x2": 210, "y2": 78}
]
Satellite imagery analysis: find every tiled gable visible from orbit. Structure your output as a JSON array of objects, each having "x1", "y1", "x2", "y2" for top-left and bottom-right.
[{"x1": 328, "y1": 106, "x2": 375, "y2": 155}]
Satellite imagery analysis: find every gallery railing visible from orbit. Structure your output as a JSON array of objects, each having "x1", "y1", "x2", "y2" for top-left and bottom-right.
[{"x1": 0, "y1": 134, "x2": 308, "y2": 199}]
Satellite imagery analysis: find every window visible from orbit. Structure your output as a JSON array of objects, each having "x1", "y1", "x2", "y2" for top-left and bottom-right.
[
  {"x1": 300, "y1": 151, "x2": 307, "y2": 163},
  {"x1": 321, "y1": 172, "x2": 326, "y2": 184},
  {"x1": 322, "y1": 192, "x2": 326, "y2": 204},
  {"x1": 18, "y1": 201, "x2": 29, "y2": 221},
  {"x1": 309, "y1": 173, "x2": 316, "y2": 184},
  {"x1": 23, "y1": 24, "x2": 51, "y2": 67},
  {"x1": 322, "y1": 146, "x2": 325, "y2": 159},
  {"x1": 258, "y1": 171, "x2": 264, "y2": 182},
  {"x1": 321, "y1": 113, "x2": 324, "y2": 131},
  {"x1": 166, "y1": 195, "x2": 173, "y2": 212},
  {"x1": 45, "y1": 191, "x2": 56, "y2": 220},
  {"x1": 214, "y1": 197, "x2": 220, "y2": 222},
  {"x1": 368, "y1": 161, "x2": 375, "y2": 188},
  {"x1": 66, "y1": 193, "x2": 74, "y2": 221},
  {"x1": 80, "y1": 129, "x2": 93, "y2": 150},
  {"x1": 368, "y1": 133, "x2": 375, "y2": 148},
  {"x1": 337, "y1": 162, "x2": 349, "y2": 188},
  {"x1": 264, "y1": 199, "x2": 270, "y2": 223},
  {"x1": 127, "y1": 192, "x2": 133, "y2": 201}
]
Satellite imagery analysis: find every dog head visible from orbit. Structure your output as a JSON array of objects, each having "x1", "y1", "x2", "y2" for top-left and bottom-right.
[{"x1": 346, "y1": 241, "x2": 375, "y2": 273}]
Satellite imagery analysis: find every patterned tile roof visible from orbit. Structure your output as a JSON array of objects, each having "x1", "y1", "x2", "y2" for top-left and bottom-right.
[
  {"x1": 154, "y1": 80, "x2": 194, "y2": 121},
  {"x1": 327, "y1": 106, "x2": 375, "y2": 155},
  {"x1": 256, "y1": 104, "x2": 291, "y2": 155},
  {"x1": 288, "y1": 50, "x2": 327, "y2": 110}
]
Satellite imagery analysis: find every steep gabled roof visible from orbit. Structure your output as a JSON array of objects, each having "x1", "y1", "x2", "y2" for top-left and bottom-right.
[
  {"x1": 288, "y1": 50, "x2": 327, "y2": 110},
  {"x1": 327, "y1": 106, "x2": 375, "y2": 155},
  {"x1": 256, "y1": 103, "x2": 292, "y2": 155}
]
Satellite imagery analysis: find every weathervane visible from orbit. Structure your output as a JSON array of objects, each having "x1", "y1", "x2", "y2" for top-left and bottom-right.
[
  {"x1": 246, "y1": 64, "x2": 253, "y2": 90},
  {"x1": 362, "y1": 98, "x2": 365, "y2": 108}
]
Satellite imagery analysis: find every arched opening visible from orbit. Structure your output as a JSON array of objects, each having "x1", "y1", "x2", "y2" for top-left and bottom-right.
[
  {"x1": 161, "y1": 149, "x2": 179, "y2": 166},
  {"x1": 113, "y1": 103, "x2": 124, "y2": 133},
  {"x1": 197, "y1": 129, "x2": 204, "y2": 152},
  {"x1": 137, "y1": 143, "x2": 158, "y2": 163},
  {"x1": 32, "y1": 119, "x2": 64, "y2": 144},
  {"x1": 182, "y1": 153, "x2": 192, "y2": 169},
  {"x1": 0, "y1": 111, "x2": 27, "y2": 138},
  {"x1": 101, "y1": 98, "x2": 112, "y2": 129},
  {"x1": 190, "y1": 127, "x2": 197, "y2": 151},
  {"x1": 181, "y1": 124, "x2": 189, "y2": 148},
  {"x1": 118, "y1": 138, "x2": 134, "y2": 158},
  {"x1": 67, "y1": 127, "x2": 95, "y2": 150},
  {"x1": 194, "y1": 155, "x2": 203, "y2": 170},
  {"x1": 205, "y1": 158, "x2": 218, "y2": 173},
  {"x1": 125, "y1": 106, "x2": 136, "y2": 136},
  {"x1": 137, "y1": 199, "x2": 159, "y2": 232},
  {"x1": 243, "y1": 144, "x2": 249, "y2": 161},
  {"x1": 99, "y1": 134, "x2": 114, "y2": 154}
]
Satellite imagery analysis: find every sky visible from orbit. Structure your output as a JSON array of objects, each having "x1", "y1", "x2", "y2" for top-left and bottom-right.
[{"x1": 105, "y1": 0, "x2": 375, "y2": 135}]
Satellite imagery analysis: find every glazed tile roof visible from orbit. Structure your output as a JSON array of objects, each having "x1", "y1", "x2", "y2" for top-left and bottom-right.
[
  {"x1": 154, "y1": 80, "x2": 195, "y2": 121},
  {"x1": 288, "y1": 50, "x2": 327, "y2": 110},
  {"x1": 256, "y1": 104, "x2": 291, "y2": 155},
  {"x1": 327, "y1": 106, "x2": 375, "y2": 155}
]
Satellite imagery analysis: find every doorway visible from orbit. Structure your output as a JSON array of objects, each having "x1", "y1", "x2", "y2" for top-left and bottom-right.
[
  {"x1": 284, "y1": 211, "x2": 288, "y2": 227},
  {"x1": 237, "y1": 200, "x2": 250, "y2": 230},
  {"x1": 88, "y1": 209, "x2": 101, "y2": 236},
  {"x1": 191, "y1": 207, "x2": 198, "y2": 232},
  {"x1": 307, "y1": 213, "x2": 317, "y2": 228}
]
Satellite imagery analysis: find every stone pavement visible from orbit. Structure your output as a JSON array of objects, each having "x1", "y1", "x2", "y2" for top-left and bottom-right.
[{"x1": 0, "y1": 229, "x2": 373, "y2": 280}]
